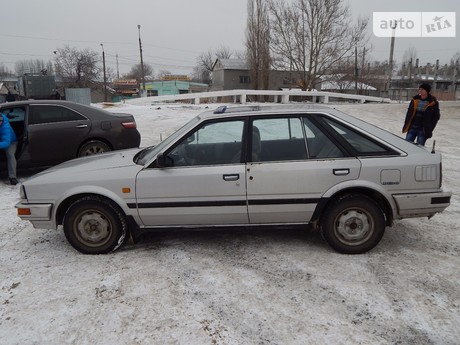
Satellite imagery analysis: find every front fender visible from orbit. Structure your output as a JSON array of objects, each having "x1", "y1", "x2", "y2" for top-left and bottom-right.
[{"x1": 52, "y1": 185, "x2": 136, "y2": 223}]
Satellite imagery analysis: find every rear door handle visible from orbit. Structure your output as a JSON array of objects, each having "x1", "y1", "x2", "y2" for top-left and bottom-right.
[
  {"x1": 223, "y1": 174, "x2": 240, "y2": 181},
  {"x1": 76, "y1": 124, "x2": 88, "y2": 128},
  {"x1": 333, "y1": 168, "x2": 350, "y2": 176}
]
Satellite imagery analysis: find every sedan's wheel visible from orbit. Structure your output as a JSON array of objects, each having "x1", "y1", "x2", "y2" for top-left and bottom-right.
[
  {"x1": 321, "y1": 194, "x2": 385, "y2": 254},
  {"x1": 78, "y1": 140, "x2": 111, "y2": 157},
  {"x1": 63, "y1": 196, "x2": 128, "y2": 254}
]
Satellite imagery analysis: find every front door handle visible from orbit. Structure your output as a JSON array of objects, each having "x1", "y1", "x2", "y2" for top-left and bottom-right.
[
  {"x1": 223, "y1": 174, "x2": 240, "y2": 181},
  {"x1": 333, "y1": 168, "x2": 350, "y2": 176},
  {"x1": 76, "y1": 124, "x2": 88, "y2": 128}
]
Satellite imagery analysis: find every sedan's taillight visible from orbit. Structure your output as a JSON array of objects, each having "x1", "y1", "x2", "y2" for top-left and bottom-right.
[
  {"x1": 440, "y1": 162, "x2": 443, "y2": 188},
  {"x1": 121, "y1": 121, "x2": 137, "y2": 129}
]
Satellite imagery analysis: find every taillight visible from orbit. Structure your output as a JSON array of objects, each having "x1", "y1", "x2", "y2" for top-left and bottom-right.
[
  {"x1": 440, "y1": 162, "x2": 443, "y2": 188},
  {"x1": 121, "y1": 121, "x2": 137, "y2": 129}
]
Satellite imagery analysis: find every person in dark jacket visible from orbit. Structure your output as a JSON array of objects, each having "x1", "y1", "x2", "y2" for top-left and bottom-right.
[
  {"x1": 0, "y1": 113, "x2": 18, "y2": 185},
  {"x1": 5, "y1": 91, "x2": 16, "y2": 102},
  {"x1": 402, "y1": 83, "x2": 440, "y2": 146}
]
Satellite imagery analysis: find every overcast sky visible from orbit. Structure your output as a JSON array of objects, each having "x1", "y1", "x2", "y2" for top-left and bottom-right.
[{"x1": 1, "y1": 0, "x2": 458, "y2": 77}]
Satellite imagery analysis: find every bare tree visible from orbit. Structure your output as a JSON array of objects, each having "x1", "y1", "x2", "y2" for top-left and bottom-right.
[
  {"x1": 0, "y1": 64, "x2": 14, "y2": 78},
  {"x1": 268, "y1": 0, "x2": 368, "y2": 90},
  {"x1": 15, "y1": 59, "x2": 54, "y2": 76},
  {"x1": 54, "y1": 46, "x2": 101, "y2": 88},
  {"x1": 398, "y1": 46, "x2": 417, "y2": 77},
  {"x1": 447, "y1": 52, "x2": 460, "y2": 75},
  {"x1": 246, "y1": 0, "x2": 271, "y2": 90},
  {"x1": 192, "y1": 46, "x2": 233, "y2": 84},
  {"x1": 157, "y1": 70, "x2": 174, "y2": 80},
  {"x1": 123, "y1": 63, "x2": 154, "y2": 82}
]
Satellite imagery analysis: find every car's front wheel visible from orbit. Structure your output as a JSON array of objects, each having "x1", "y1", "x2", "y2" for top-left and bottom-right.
[
  {"x1": 321, "y1": 194, "x2": 385, "y2": 254},
  {"x1": 78, "y1": 140, "x2": 111, "y2": 157},
  {"x1": 63, "y1": 196, "x2": 128, "y2": 254}
]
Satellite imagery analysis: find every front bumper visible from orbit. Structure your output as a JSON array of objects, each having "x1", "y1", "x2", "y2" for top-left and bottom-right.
[
  {"x1": 393, "y1": 190, "x2": 452, "y2": 218},
  {"x1": 15, "y1": 201, "x2": 55, "y2": 229}
]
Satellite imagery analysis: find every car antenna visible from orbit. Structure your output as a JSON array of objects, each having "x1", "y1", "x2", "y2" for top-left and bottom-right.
[{"x1": 431, "y1": 140, "x2": 436, "y2": 154}]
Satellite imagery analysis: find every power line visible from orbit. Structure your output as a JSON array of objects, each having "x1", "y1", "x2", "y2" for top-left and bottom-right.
[{"x1": 0, "y1": 33, "x2": 202, "y2": 54}]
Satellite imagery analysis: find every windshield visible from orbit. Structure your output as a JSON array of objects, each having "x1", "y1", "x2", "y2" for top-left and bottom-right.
[{"x1": 135, "y1": 116, "x2": 201, "y2": 165}]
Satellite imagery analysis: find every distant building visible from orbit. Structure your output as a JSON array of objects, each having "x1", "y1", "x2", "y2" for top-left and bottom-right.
[
  {"x1": 211, "y1": 59, "x2": 251, "y2": 91},
  {"x1": 0, "y1": 77, "x2": 20, "y2": 102},
  {"x1": 320, "y1": 74, "x2": 377, "y2": 96},
  {"x1": 142, "y1": 80, "x2": 208, "y2": 97},
  {"x1": 389, "y1": 75, "x2": 459, "y2": 100},
  {"x1": 113, "y1": 79, "x2": 139, "y2": 100},
  {"x1": 211, "y1": 58, "x2": 312, "y2": 91}
]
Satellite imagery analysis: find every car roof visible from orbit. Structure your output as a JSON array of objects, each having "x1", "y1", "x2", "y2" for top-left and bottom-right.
[
  {"x1": 0, "y1": 100, "x2": 115, "y2": 117},
  {"x1": 198, "y1": 104, "x2": 332, "y2": 119},
  {"x1": 196, "y1": 104, "x2": 426, "y2": 154},
  {"x1": 0, "y1": 100, "x2": 80, "y2": 107}
]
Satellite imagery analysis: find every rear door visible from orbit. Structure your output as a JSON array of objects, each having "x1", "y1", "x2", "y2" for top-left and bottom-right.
[
  {"x1": 26, "y1": 104, "x2": 91, "y2": 163},
  {"x1": 135, "y1": 119, "x2": 249, "y2": 226},
  {"x1": 0, "y1": 106, "x2": 26, "y2": 165},
  {"x1": 246, "y1": 116, "x2": 361, "y2": 224}
]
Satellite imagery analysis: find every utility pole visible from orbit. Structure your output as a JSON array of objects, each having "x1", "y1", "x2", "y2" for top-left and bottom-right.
[
  {"x1": 137, "y1": 24, "x2": 146, "y2": 97},
  {"x1": 100, "y1": 43, "x2": 107, "y2": 102},
  {"x1": 388, "y1": 22, "x2": 397, "y2": 92},
  {"x1": 354, "y1": 46, "x2": 358, "y2": 94},
  {"x1": 116, "y1": 54, "x2": 120, "y2": 80},
  {"x1": 434, "y1": 59, "x2": 439, "y2": 92},
  {"x1": 453, "y1": 60, "x2": 459, "y2": 96}
]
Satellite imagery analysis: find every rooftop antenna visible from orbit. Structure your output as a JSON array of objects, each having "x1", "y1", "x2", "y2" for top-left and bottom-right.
[{"x1": 431, "y1": 140, "x2": 436, "y2": 154}]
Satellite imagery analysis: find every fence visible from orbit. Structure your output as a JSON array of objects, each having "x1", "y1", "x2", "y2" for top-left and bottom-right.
[{"x1": 126, "y1": 89, "x2": 391, "y2": 106}]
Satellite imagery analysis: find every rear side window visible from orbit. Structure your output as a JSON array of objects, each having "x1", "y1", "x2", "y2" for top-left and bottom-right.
[
  {"x1": 321, "y1": 117, "x2": 395, "y2": 156},
  {"x1": 302, "y1": 117, "x2": 344, "y2": 159},
  {"x1": 29, "y1": 105, "x2": 86, "y2": 125}
]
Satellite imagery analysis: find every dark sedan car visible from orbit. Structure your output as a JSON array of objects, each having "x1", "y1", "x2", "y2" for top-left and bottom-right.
[{"x1": 0, "y1": 100, "x2": 141, "y2": 171}]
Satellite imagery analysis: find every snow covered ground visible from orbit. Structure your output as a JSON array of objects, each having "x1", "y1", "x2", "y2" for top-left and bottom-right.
[{"x1": 1, "y1": 101, "x2": 459, "y2": 345}]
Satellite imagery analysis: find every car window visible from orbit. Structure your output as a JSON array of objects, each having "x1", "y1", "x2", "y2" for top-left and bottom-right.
[
  {"x1": 167, "y1": 120, "x2": 245, "y2": 166},
  {"x1": 321, "y1": 117, "x2": 394, "y2": 155},
  {"x1": 28, "y1": 105, "x2": 86, "y2": 125},
  {"x1": 253, "y1": 117, "x2": 308, "y2": 162},
  {"x1": 1, "y1": 107, "x2": 26, "y2": 122},
  {"x1": 302, "y1": 117, "x2": 344, "y2": 159}
]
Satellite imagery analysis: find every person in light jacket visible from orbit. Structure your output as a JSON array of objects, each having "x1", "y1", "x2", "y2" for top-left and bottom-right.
[
  {"x1": 402, "y1": 83, "x2": 440, "y2": 146},
  {"x1": 0, "y1": 113, "x2": 18, "y2": 185}
]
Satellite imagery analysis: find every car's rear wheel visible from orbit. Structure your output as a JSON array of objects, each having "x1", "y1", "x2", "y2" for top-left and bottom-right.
[
  {"x1": 63, "y1": 196, "x2": 128, "y2": 254},
  {"x1": 78, "y1": 140, "x2": 111, "y2": 157},
  {"x1": 321, "y1": 194, "x2": 385, "y2": 254}
]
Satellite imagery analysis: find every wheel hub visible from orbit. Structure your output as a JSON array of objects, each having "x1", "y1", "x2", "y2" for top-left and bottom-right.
[
  {"x1": 77, "y1": 213, "x2": 110, "y2": 243},
  {"x1": 336, "y1": 210, "x2": 370, "y2": 242}
]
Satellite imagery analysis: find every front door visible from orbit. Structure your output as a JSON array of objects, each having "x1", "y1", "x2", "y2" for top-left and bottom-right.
[{"x1": 135, "y1": 119, "x2": 249, "y2": 226}]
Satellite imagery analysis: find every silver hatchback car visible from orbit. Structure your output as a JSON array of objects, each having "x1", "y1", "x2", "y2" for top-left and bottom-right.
[{"x1": 16, "y1": 105, "x2": 451, "y2": 254}]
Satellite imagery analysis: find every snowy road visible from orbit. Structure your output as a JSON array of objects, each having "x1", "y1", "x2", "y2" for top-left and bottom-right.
[{"x1": 1, "y1": 102, "x2": 459, "y2": 345}]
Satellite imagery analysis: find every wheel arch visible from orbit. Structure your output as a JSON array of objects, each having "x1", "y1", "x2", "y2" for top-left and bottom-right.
[
  {"x1": 55, "y1": 192, "x2": 131, "y2": 228},
  {"x1": 312, "y1": 186, "x2": 394, "y2": 227},
  {"x1": 76, "y1": 138, "x2": 114, "y2": 157}
]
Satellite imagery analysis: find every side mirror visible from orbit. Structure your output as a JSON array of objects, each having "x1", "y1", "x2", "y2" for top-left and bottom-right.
[
  {"x1": 156, "y1": 153, "x2": 173, "y2": 168},
  {"x1": 186, "y1": 133, "x2": 195, "y2": 143}
]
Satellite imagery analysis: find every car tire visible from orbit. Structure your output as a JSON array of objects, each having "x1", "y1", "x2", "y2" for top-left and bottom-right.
[
  {"x1": 320, "y1": 194, "x2": 385, "y2": 254},
  {"x1": 63, "y1": 196, "x2": 128, "y2": 254},
  {"x1": 77, "y1": 140, "x2": 111, "y2": 157}
]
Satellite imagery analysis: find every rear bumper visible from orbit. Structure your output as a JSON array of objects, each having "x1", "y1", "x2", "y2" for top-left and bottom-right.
[{"x1": 393, "y1": 190, "x2": 452, "y2": 218}]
